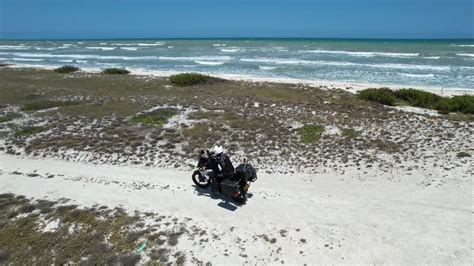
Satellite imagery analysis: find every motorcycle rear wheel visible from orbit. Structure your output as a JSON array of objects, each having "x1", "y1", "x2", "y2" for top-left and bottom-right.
[
  {"x1": 232, "y1": 190, "x2": 247, "y2": 205},
  {"x1": 192, "y1": 170, "x2": 211, "y2": 189}
]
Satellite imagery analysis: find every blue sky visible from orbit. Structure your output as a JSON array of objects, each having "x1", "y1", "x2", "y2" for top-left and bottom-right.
[{"x1": 1, "y1": 0, "x2": 472, "y2": 39}]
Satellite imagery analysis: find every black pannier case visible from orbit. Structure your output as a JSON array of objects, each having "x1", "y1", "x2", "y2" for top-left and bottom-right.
[
  {"x1": 235, "y1": 164, "x2": 257, "y2": 182},
  {"x1": 220, "y1": 179, "x2": 241, "y2": 197}
]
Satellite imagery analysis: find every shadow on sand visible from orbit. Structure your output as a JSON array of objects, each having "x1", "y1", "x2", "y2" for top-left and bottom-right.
[{"x1": 192, "y1": 185, "x2": 253, "y2": 212}]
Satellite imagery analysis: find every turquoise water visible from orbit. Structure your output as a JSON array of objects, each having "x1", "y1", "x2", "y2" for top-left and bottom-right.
[{"x1": 0, "y1": 39, "x2": 473, "y2": 90}]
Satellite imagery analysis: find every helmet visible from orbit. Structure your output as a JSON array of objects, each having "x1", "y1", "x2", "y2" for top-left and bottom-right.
[{"x1": 209, "y1": 145, "x2": 224, "y2": 155}]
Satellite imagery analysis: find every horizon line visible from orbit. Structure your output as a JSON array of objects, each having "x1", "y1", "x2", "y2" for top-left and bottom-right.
[{"x1": 1, "y1": 37, "x2": 473, "y2": 41}]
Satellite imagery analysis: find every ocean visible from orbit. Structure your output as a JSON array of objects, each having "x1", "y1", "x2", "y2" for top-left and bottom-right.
[{"x1": 0, "y1": 39, "x2": 473, "y2": 90}]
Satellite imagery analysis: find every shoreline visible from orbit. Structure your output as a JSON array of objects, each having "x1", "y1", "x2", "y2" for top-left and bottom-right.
[{"x1": 4, "y1": 63, "x2": 473, "y2": 97}]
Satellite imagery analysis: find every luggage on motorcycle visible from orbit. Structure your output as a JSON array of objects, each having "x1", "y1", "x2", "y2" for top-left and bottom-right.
[
  {"x1": 235, "y1": 164, "x2": 257, "y2": 182},
  {"x1": 220, "y1": 179, "x2": 241, "y2": 197}
]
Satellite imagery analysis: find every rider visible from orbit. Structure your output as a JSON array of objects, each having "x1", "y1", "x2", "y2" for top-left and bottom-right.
[{"x1": 208, "y1": 144, "x2": 235, "y2": 183}]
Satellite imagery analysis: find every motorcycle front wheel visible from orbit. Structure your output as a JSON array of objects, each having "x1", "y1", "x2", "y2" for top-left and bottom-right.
[{"x1": 192, "y1": 170, "x2": 211, "y2": 189}]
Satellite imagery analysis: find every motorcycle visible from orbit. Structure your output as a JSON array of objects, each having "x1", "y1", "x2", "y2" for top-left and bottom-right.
[{"x1": 192, "y1": 150, "x2": 257, "y2": 204}]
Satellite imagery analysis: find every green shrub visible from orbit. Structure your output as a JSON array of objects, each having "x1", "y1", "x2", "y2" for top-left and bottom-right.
[
  {"x1": 131, "y1": 108, "x2": 178, "y2": 125},
  {"x1": 54, "y1": 65, "x2": 80, "y2": 74},
  {"x1": 169, "y1": 73, "x2": 211, "y2": 87},
  {"x1": 393, "y1": 88, "x2": 442, "y2": 109},
  {"x1": 298, "y1": 125, "x2": 325, "y2": 144},
  {"x1": 15, "y1": 126, "x2": 47, "y2": 137},
  {"x1": 456, "y1": 151, "x2": 471, "y2": 158},
  {"x1": 0, "y1": 113, "x2": 21, "y2": 123},
  {"x1": 341, "y1": 128, "x2": 360, "y2": 139},
  {"x1": 102, "y1": 68, "x2": 130, "y2": 75},
  {"x1": 435, "y1": 95, "x2": 474, "y2": 114},
  {"x1": 21, "y1": 100, "x2": 79, "y2": 112},
  {"x1": 357, "y1": 88, "x2": 397, "y2": 106}
]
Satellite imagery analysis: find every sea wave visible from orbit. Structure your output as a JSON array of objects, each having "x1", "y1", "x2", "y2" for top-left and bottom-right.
[
  {"x1": 111, "y1": 42, "x2": 164, "y2": 46},
  {"x1": 259, "y1": 66, "x2": 277, "y2": 70},
  {"x1": 137, "y1": 42, "x2": 165, "y2": 46},
  {"x1": 399, "y1": 73, "x2": 435, "y2": 78},
  {"x1": 12, "y1": 58, "x2": 44, "y2": 62},
  {"x1": 213, "y1": 44, "x2": 226, "y2": 47},
  {"x1": 86, "y1": 47, "x2": 116, "y2": 51},
  {"x1": 35, "y1": 47, "x2": 59, "y2": 51},
  {"x1": 120, "y1": 47, "x2": 139, "y2": 51},
  {"x1": 0, "y1": 52, "x2": 159, "y2": 61},
  {"x1": 450, "y1": 44, "x2": 474, "y2": 47},
  {"x1": 0, "y1": 45, "x2": 33, "y2": 50},
  {"x1": 159, "y1": 56, "x2": 233, "y2": 61},
  {"x1": 457, "y1": 53, "x2": 474, "y2": 57},
  {"x1": 300, "y1": 50, "x2": 420, "y2": 58},
  {"x1": 57, "y1": 59, "x2": 73, "y2": 63},
  {"x1": 195, "y1": 61, "x2": 227, "y2": 65},
  {"x1": 240, "y1": 58, "x2": 452, "y2": 71},
  {"x1": 220, "y1": 49, "x2": 239, "y2": 53}
]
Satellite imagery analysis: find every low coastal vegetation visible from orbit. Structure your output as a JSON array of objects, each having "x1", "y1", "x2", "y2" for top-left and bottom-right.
[
  {"x1": 0, "y1": 193, "x2": 188, "y2": 264},
  {"x1": 358, "y1": 88, "x2": 474, "y2": 114},
  {"x1": 298, "y1": 125, "x2": 325, "y2": 144},
  {"x1": 102, "y1": 68, "x2": 130, "y2": 75},
  {"x1": 456, "y1": 151, "x2": 471, "y2": 158},
  {"x1": 0, "y1": 68, "x2": 471, "y2": 175},
  {"x1": 0, "y1": 113, "x2": 21, "y2": 123},
  {"x1": 357, "y1": 88, "x2": 397, "y2": 106},
  {"x1": 21, "y1": 100, "x2": 80, "y2": 112},
  {"x1": 169, "y1": 73, "x2": 211, "y2": 86},
  {"x1": 130, "y1": 108, "x2": 178, "y2": 125},
  {"x1": 15, "y1": 126, "x2": 47, "y2": 137},
  {"x1": 54, "y1": 65, "x2": 80, "y2": 74},
  {"x1": 341, "y1": 128, "x2": 360, "y2": 139}
]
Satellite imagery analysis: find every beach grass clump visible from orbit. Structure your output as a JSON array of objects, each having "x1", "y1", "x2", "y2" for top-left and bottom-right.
[
  {"x1": 456, "y1": 151, "x2": 471, "y2": 158},
  {"x1": 0, "y1": 113, "x2": 21, "y2": 123},
  {"x1": 131, "y1": 108, "x2": 178, "y2": 125},
  {"x1": 102, "y1": 68, "x2": 130, "y2": 75},
  {"x1": 434, "y1": 95, "x2": 474, "y2": 114},
  {"x1": 15, "y1": 126, "x2": 47, "y2": 137},
  {"x1": 169, "y1": 73, "x2": 211, "y2": 87},
  {"x1": 298, "y1": 125, "x2": 325, "y2": 144},
  {"x1": 341, "y1": 128, "x2": 360, "y2": 139},
  {"x1": 54, "y1": 65, "x2": 80, "y2": 74},
  {"x1": 393, "y1": 88, "x2": 442, "y2": 109},
  {"x1": 357, "y1": 88, "x2": 397, "y2": 106},
  {"x1": 21, "y1": 100, "x2": 79, "y2": 112}
]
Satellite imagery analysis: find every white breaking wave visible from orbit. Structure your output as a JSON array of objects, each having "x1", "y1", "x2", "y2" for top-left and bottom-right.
[
  {"x1": 86, "y1": 47, "x2": 116, "y2": 51},
  {"x1": 159, "y1": 56, "x2": 233, "y2": 61},
  {"x1": 120, "y1": 47, "x2": 139, "y2": 51},
  {"x1": 195, "y1": 61, "x2": 226, "y2": 65},
  {"x1": 300, "y1": 49, "x2": 420, "y2": 58},
  {"x1": 399, "y1": 73, "x2": 435, "y2": 78},
  {"x1": 450, "y1": 44, "x2": 474, "y2": 47},
  {"x1": 12, "y1": 58, "x2": 44, "y2": 62},
  {"x1": 137, "y1": 42, "x2": 165, "y2": 46},
  {"x1": 0, "y1": 52, "x2": 159, "y2": 61},
  {"x1": 457, "y1": 53, "x2": 474, "y2": 57},
  {"x1": 220, "y1": 49, "x2": 239, "y2": 53},
  {"x1": 57, "y1": 59, "x2": 73, "y2": 63},
  {"x1": 259, "y1": 66, "x2": 277, "y2": 70},
  {"x1": 240, "y1": 58, "x2": 452, "y2": 71},
  {"x1": 0, "y1": 45, "x2": 32, "y2": 50},
  {"x1": 213, "y1": 44, "x2": 226, "y2": 47},
  {"x1": 35, "y1": 47, "x2": 59, "y2": 51}
]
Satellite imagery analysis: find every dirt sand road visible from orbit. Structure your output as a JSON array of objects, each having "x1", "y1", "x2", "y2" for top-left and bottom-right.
[{"x1": 0, "y1": 154, "x2": 471, "y2": 264}]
